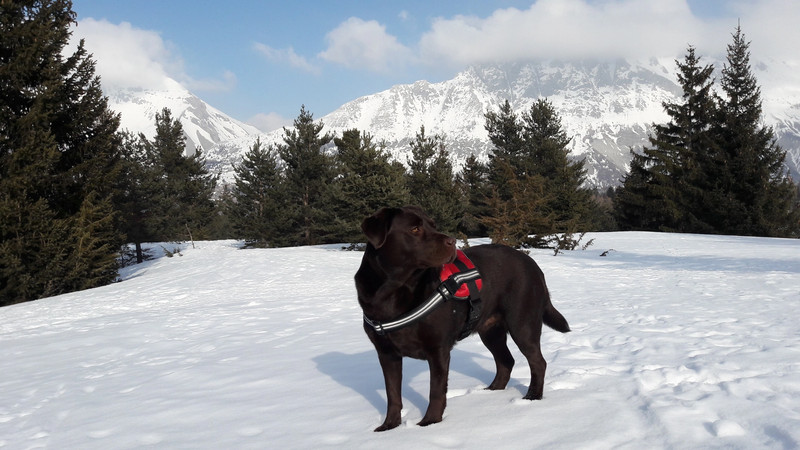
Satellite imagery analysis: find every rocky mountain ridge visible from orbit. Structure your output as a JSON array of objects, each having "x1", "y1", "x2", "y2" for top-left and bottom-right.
[{"x1": 108, "y1": 59, "x2": 800, "y2": 189}]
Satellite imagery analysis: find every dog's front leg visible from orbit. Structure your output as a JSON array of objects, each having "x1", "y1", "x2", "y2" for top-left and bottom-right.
[
  {"x1": 418, "y1": 348, "x2": 451, "y2": 426},
  {"x1": 375, "y1": 351, "x2": 403, "y2": 432}
]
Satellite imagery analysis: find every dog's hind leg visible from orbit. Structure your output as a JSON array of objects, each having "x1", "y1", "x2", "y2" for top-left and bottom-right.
[
  {"x1": 508, "y1": 324, "x2": 547, "y2": 400},
  {"x1": 479, "y1": 323, "x2": 515, "y2": 390}
]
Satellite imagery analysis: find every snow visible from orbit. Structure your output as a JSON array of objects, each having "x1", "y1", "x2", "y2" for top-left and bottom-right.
[{"x1": 2, "y1": 232, "x2": 799, "y2": 449}]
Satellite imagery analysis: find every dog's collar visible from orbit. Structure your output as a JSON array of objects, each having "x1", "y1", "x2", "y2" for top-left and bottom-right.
[{"x1": 363, "y1": 250, "x2": 482, "y2": 338}]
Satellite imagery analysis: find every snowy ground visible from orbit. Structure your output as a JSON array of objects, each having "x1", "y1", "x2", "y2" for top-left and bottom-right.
[{"x1": 1, "y1": 232, "x2": 799, "y2": 449}]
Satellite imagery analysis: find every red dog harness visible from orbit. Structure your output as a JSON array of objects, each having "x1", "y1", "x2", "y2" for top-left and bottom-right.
[
  {"x1": 440, "y1": 250, "x2": 483, "y2": 298},
  {"x1": 364, "y1": 250, "x2": 483, "y2": 341}
]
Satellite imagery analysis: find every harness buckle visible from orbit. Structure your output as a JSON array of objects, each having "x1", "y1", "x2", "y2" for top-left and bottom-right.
[{"x1": 437, "y1": 281, "x2": 456, "y2": 299}]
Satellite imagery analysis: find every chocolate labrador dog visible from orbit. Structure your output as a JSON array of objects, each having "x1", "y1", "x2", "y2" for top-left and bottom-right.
[{"x1": 355, "y1": 206, "x2": 571, "y2": 431}]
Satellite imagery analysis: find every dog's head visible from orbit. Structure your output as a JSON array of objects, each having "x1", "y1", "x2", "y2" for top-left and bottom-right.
[{"x1": 362, "y1": 206, "x2": 456, "y2": 270}]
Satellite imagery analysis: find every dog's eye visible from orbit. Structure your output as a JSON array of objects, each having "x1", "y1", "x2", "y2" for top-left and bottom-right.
[{"x1": 410, "y1": 226, "x2": 421, "y2": 235}]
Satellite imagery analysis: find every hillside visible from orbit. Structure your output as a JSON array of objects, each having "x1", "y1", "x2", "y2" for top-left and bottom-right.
[{"x1": 2, "y1": 233, "x2": 799, "y2": 448}]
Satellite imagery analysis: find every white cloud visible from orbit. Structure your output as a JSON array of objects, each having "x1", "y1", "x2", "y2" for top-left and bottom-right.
[
  {"x1": 253, "y1": 42, "x2": 320, "y2": 74},
  {"x1": 305, "y1": 0, "x2": 800, "y2": 76},
  {"x1": 72, "y1": 18, "x2": 236, "y2": 93},
  {"x1": 72, "y1": 19, "x2": 178, "y2": 91},
  {"x1": 247, "y1": 112, "x2": 293, "y2": 133},
  {"x1": 417, "y1": 0, "x2": 723, "y2": 67},
  {"x1": 318, "y1": 17, "x2": 415, "y2": 73}
]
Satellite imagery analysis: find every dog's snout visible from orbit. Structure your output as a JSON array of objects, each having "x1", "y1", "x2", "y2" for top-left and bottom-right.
[{"x1": 445, "y1": 237, "x2": 456, "y2": 247}]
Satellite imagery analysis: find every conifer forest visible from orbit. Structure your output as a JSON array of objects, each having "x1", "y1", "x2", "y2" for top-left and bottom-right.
[{"x1": 1, "y1": 1, "x2": 798, "y2": 306}]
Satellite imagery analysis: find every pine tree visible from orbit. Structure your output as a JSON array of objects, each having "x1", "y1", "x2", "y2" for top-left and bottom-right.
[
  {"x1": 277, "y1": 106, "x2": 336, "y2": 246},
  {"x1": 521, "y1": 99, "x2": 593, "y2": 233},
  {"x1": 331, "y1": 128, "x2": 409, "y2": 242},
  {"x1": 45, "y1": 192, "x2": 123, "y2": 296},
  {"x1": 483, "y1": 99, "x2": 593, "y2": 247},
  {"x1": 613, "y1": 151, "x2": 665, "y2": 230},
  {"x1": 1, "y1": 0, "x2": 123, "y2": 305},
  {"x1": 485, "y1": 99, "x2": 524, "y2": 196},
  {"x1": 205, "y1": 184, "x2": 235, "y2": 240},
  {"x1": 116, "y1": 131, "x2": 156, "y2": 262},
  {"x1": 484, "y1": 100, "x2": 523, "y2": 163},
  {"x1": 405, "y1": 126, "x2": 462, "y2": 234},
  {"x1": 716, "y1": 25, "x2": 799, "y2": 236},
  {"x1": 481, "y1": 158, "x2": 552, "y2": 247},
  {"x1": 140, "y1": 108, "x2": 218, "y2": 242},
  {"x1": 228, "y1": 138, "x2": 287, "y2": 247},
  {"x1": 456, "y1": 154, "x2": 490, "y2": 237},
  {"x1": 615, "y1": 46, "x2": 719, "y2": 232}
]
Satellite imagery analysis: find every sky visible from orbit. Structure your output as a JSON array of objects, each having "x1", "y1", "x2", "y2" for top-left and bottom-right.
[{"x1": 70, "y1": 0, "x2": 800, "y2": 132}]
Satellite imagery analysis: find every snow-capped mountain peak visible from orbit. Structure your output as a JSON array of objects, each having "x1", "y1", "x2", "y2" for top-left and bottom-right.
[
  {"x1": 105, "y1": 58, "x2": 800, "y2": 188},
  {"x1": 106, "y1": 78, "x2": 260, "y2": 157}
]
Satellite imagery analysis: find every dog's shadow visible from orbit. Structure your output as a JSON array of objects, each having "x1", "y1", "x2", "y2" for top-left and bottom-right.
[{"x1": 313, "y1": 348, "x2": 497, "y2": 415}]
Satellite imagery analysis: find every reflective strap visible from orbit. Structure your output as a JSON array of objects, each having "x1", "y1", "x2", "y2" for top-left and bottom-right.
[
  {"x1": 363, "y1": 268, "x2": 482, "y2": 336},
  {"x1": 363, "y1": 290, "x2": 447, "y2": 335}
]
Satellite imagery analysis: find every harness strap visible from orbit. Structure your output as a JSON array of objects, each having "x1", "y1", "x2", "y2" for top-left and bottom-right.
[
  {"x1": 363, "y1": 288, "x2": 448, "y2": 335},
  {"x1": 363, "y1": 263, "x2": 483, "y2": 339},
  {"x1": 451, "y1": 257, "x2": 482, "y2": 340}
]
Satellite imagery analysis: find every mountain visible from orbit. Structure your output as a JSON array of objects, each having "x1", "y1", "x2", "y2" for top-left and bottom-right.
[
  {"x1": 315, "y1": 58, "x2": 800, "y2": 188},
  {"x1": 106, "y1": 59, "x2": 800, "y2": 189},
  {"x1": 106, "y1": 77, "x2": 260, "y2": 165},
  {"x1": 319, "y1": 59, "x2": 682, "y2": 188}
]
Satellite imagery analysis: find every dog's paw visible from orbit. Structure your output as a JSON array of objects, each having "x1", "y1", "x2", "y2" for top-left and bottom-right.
[
  {"x1": 374, "y1": 418, "x2": 401, "y2": 432},
  {"x1": 417, "y1": 415, "x2": 443, "y2": 427}
]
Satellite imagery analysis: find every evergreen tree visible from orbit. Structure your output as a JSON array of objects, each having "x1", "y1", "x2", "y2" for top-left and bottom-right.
[
  {"x1": 1, "y1": 0, "x2": 123, "y2": 305},
  {"x1": 456, "y1": 154, "x2": 490, "y2": 237},
  {"x1": 277, "y1": 106, "x2": 336, "y2": 246},
  {"x1": 331, "y1": 129, "x2": 409, "y2": 242},
  {"x1": 205, "y1": 184, "x2": 235, "y2": 240},
  {"x1": 716, "y1": 25, "x2": 799, "y2": 236},
  {"x1": 615, "y1": 32, "x2": 799, "y2": 237},
  {"x1": 140, "y1": 108, "x2": 218, "y2": 242},
  {"x1": 613, "y1": 148, "x2": 664, "y2": 230},
  {"x1": 481, "y1": 158, "x2": 552, "y2": 247},
  {"x1": 615, "y1": 46, "x2": 719, "y2": 232},
  {"x1": 485, "y1": 99, "x2": 524, "y2": 197},
  {"x1": 482, "y1": 99, "x2": 593, "y2": 247},
  {"x1": 522, "y1": 99, "x2": 593, "y2": 233},
  {"x1": 587, "y1": 187, "x2": 619, "y2": 232},
  {"x1": 405, "y1": 126, "x2": 462, "y2": 234},
  {"x1": 116, "y1": 131, "x2": 156, "y2": 263},
  {"x1": 46, "y1": 192, "x2": 123, "y2": 295},
  {"x1": 228, "y1": 138, "x2": 287, "y2": 247}
]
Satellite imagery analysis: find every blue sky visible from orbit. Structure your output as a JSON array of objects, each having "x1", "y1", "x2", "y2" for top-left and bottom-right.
[{"x1": 70, "y1": 0, "x2": 799, "y2": 131}]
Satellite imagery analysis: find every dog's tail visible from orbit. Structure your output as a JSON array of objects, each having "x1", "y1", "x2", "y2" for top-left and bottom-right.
[{"x1": 543, "y1": 289, "x2": 571, "y2": 333}]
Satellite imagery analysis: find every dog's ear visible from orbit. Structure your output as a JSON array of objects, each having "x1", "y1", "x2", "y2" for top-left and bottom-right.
[{"x1": 362, "y1": 207, "x2": 399, "y2": 249}]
